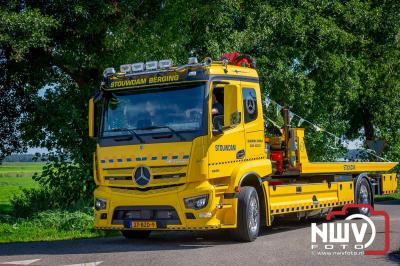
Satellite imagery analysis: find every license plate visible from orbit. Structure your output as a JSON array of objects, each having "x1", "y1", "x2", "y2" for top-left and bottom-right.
[{"x1": 131, "y1": 221, "x2": 157, "y2": 229}]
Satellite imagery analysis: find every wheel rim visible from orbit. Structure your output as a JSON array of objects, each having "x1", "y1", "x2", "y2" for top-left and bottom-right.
[
  {"x1": 358, "y1": 184, "x2": 370, "y2": 213},
  {"x1": 248, "y1": 195, "x2": 259, "y2": 234}
]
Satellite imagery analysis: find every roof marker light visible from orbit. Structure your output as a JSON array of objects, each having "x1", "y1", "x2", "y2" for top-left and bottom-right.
[
  {"x1": 159, "y1": 59, "x2": 173, "y2": 69},
  {"x1": 132, "y1": 62, "x2": 144, "y2": 72},
  {"x1": 145, "y1": 61, "x2": 158, "y2": 71},
  {"x1": 188, "y1": 57, "x2": 198, "y2": 64},
  {"x1": 103, "y1": 67, "x2": 116, "y2": 77},
  {"x1": 120, "y1": 64, "x2": 132, "y2": 73},
  {"x1": 203, "y1": 57, "x2": 212, "y2": 66}
]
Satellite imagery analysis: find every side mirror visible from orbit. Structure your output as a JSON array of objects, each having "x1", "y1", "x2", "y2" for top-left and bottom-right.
[
  {"x1": 88, "y1": 98, "x2": 95, "y2": 138},
  {"x1": 230, "y1": 111, "x2": 241, "y2": 127},
  {"x1": 212, "y1": 115, "x2": 224, "y2": 135}
]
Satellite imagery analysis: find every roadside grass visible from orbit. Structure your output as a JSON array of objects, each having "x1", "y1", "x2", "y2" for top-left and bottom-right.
[
  {"x1": 0, "y1": 162, "x2": 44, "y2": 176},
  {"x1": 375, "y1": 192, "x2": 400, "y2": 202},
  {"x1": 0, "y1": 209, "x2": 118, "y2": 243},
  {"x1": 0, "y1": 162, "x2": 119, "y2": 243},
  {"x1": 375, "y1": 178, "x2": 400, "y2": 202},
  {"x1": 0, "y1": 162, "x2": 42, "y2": 215}
]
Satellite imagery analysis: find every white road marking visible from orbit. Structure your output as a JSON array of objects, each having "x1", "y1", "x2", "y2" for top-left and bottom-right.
[
  {"x1": 2, "y1": 259, "x2": 41, "y2": 265},
  {"x1": 64, "y1": 261, "x2": 103, "y2": 266},
  {"x1": 371, "y1": 216, "x2": 400, "y2": 221}
]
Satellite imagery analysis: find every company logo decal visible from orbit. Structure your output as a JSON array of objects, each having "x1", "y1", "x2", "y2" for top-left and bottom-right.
[
  {"x1": 215, "y1": 144, "x2": 236, "y2": 151},
  {"x1": 110, "y1": 75, "x2": 179, "y2": 88}
]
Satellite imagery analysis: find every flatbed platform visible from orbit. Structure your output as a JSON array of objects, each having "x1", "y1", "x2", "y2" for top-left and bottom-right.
[{"x1": 300, "y1": 161, "x2": 398, "y2": 175}]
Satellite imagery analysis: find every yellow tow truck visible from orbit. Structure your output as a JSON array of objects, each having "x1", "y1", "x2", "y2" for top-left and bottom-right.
[{"x1": 88, "y1": 55, "x2": 398, "y2": 241}]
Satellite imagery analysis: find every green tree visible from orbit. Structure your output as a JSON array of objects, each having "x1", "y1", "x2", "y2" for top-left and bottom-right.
[
  {"x1": 1, "y1": 0, "x2": 217, "y2": 210},
  {"x1": 0, "y1": 7, "x2": 58, "y2": 161},
  {"x1": 199, "y1": 0, "x2": 400, "y2": 161}
]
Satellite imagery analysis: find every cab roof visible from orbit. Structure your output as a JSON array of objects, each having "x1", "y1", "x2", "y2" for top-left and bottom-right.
[{"x1": 101, "y1": 61, "x2": 259, "y2": 91}]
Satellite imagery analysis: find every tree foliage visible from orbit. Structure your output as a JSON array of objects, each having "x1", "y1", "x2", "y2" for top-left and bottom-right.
[
  {"x1": 1, "y1": 0, "x2": 399, "y2": 209},
  {"x1": 0, "y1": 6, "x2": 58, "y2": 161}
]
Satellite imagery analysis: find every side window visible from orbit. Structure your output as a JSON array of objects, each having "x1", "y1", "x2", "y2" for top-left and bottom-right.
[
  {"x1": 211, "y1": 86, "x2": 225, "y2": 130},
  {"x1": 242, "y1": 88, "x2": 258, "y2": 123}
]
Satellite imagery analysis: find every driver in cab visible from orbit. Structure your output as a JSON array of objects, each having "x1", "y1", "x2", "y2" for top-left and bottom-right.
[{"x1": 212, "y1": 92, "x2": 223, "y2": 116}]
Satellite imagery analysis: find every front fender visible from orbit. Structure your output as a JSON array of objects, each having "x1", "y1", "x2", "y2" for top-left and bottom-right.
[{"x1": 228, "y1": 159, "x2": 272, "y2": 190}]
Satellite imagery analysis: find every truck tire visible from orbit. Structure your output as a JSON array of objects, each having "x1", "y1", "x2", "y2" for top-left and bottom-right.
[
  {"x1": 231, "y1": 186, "x2": 260, "y2": 242},
  {"x1": 121, "y1": 230, "x2": 151, "y2": 239},
  {"x1": 351, "y1": 177, "x2": 373, "y2": 216}
]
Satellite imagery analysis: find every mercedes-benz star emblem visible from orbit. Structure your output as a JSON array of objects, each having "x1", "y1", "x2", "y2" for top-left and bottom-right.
[{"x1": 134, "y1": 166, "x2": 151, "y2": 186}]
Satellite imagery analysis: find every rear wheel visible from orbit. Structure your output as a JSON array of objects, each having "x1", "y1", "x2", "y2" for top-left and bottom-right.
[
  {"x1": 350, "y1": 177, "x2": 372, "y2": 216},
  {"x1": 121, "y1": 230, "x2": 151, "y2": 239},
  {"x1": 231, "y1": 186, "x2": 260, "y2": 242}
]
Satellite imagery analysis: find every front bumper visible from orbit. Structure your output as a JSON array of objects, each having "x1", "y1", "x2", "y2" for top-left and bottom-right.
[{"x1": 94, "y1": 181, "x2": 237, "y2": 230}]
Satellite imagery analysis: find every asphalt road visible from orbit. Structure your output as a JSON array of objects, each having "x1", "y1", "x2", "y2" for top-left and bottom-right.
[{"x1": 1, "y1": 201, "x2": 399, "y2": 266}]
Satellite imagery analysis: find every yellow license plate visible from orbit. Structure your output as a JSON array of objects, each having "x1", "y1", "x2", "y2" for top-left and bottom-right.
[{"x1": 131, "y1": 221, "x2": 157, "y2": 229}]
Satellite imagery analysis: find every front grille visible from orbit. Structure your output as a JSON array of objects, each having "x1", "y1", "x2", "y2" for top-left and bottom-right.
[
  {"x1": 111, "y1": 183, "x2": 184, "y2": 191},
  {"x1": 151, "y1": 165, "x2": 186, "y2": 174},
  {"x1": 105, "y1": 176, "x2": 132, "y2": 181},
  {"x1": 103, "y1": 165, "x2": 187, "y2": 182},
  {"x1": 153, "y1": 173, "x2": 186, "y2": 179},
  {"x1": 104, "y1": 168, "x2": 134, "y2": 175},
  {"x1": 112, "y1": 206, "x2": 181, "y2": 228}
]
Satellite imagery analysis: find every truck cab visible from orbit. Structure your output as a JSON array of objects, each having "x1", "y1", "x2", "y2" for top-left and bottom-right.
[{"x1": 89, "y1": 56, "x2": 397, "y2": 241}]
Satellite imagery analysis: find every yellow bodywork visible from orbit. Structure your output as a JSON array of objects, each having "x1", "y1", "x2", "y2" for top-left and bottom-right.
[
  {"x1": 263, "y1": 181, "x2": 355, "y2": 224},
  {"x1": 92, "y1": 62, "x2": 398, "y2": 231},
  {"x1": 381, "y1": 173, "x2": 398, "y2": 194}
]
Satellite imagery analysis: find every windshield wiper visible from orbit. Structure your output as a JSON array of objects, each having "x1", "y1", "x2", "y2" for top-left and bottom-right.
[
  {"x1": 138, "y1": 125, "x2": 185, "y2": 141},
  {"x1": 104, "y1": 128, "x2": 144, "y2": 143}
]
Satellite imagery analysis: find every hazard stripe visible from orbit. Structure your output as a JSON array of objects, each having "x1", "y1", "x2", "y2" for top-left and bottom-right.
[
  {"x1": 101, "y1": 154, "x2": 190, "y2": 164},
  {"x1": 270, "y1": 200, "x2": 354, "y2": 215}
]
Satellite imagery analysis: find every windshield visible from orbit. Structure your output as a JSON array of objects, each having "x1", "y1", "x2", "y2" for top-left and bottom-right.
[{"x1": 102, "y1": 83, "x2": 206, "y2": 138}]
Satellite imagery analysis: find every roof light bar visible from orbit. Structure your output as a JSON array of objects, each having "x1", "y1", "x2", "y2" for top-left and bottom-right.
[
  {"x1": 111, "y1": 59, "x2": 174, "y2": 76},
  {"x1": 132, "y1": 62, "x2": 144, "y2": 72},
  {"x1": 188, "y1": 57, "x2": 198, "y2": 64},
  {"x1": 120, "y1": 64, "x2": 132, "y2": 73},
  {"x1": 145, "y1": 61, "x2": 158, "y2": 71},
  {"x1": 159, "y1": 59, "x2": 173, "y2": 69},
  {"x1": 103, "y1": 67, "x2": 116, "y2": 77}
]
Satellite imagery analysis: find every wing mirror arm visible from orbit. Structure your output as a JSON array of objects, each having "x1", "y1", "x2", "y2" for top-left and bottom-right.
[
  {"x1": 212, "y1": 115, "x2": 225, "y2": 136},
  {"x1": 212, "y1": 128, "x2": 223, "y2": 136}
]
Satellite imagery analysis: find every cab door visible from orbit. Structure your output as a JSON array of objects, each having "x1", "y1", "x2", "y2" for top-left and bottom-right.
[
  {"x1": 208, "y1": 80, "x2": 246, "y2": 178},
  {"x1": 241, "y1": 81, "x2": 265, "y2": 160}
]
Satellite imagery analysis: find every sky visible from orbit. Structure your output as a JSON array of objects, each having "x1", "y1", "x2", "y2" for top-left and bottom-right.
[{"x1": 27, "y1": 147, "x2": 48, "y2": 154}]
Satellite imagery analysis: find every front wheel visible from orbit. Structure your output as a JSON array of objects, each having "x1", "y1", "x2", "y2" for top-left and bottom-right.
[
  {"x1": 121, "y1": 230, "x2": 151, "y2": 239},
  {"x1": 231, "y1": 186, "x2": 260, "y2": 242}
]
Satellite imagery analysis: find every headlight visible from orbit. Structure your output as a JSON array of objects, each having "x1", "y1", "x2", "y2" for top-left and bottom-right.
[
  {"x1": 95, "y1": 198, "x2": 107, "y2": 211},
  {"x1": 184, "y1": 194, "x2": 209, "y2": 210}
]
